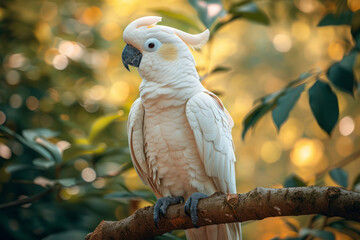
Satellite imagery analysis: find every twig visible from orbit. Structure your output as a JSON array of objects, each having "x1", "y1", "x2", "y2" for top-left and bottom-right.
[{"x1": 0, "y1": 185, "x2": 59, "y2": 210}]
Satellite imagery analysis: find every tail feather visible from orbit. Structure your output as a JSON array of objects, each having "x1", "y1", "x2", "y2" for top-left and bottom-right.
[{"x1": 185, "y1": 223, "x2": 241, "y2": 240}]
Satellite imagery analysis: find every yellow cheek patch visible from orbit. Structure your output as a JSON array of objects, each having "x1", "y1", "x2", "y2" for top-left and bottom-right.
[{"x1": 159, "y1": 44, "x2": 178, "y2": 61}]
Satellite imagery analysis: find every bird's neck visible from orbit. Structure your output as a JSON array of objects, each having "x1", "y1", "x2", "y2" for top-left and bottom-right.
[{"x1": 139, "y1": 73, "x2": 204, "y2": 111}]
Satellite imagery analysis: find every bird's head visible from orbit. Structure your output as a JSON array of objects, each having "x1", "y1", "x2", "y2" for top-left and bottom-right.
[{"x1": 122, "y1": 16, "x2": 209, "y2": 81}]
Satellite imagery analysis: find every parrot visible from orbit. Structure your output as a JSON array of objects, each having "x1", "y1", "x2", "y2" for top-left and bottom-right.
[{"x1": 122, "y1": 16, "x2": 242, "y2": 240}]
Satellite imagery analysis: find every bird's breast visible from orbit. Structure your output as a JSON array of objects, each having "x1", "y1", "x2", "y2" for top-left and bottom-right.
[{"x1": 143, "y1": 105, "x2": 214, "y2": 197}]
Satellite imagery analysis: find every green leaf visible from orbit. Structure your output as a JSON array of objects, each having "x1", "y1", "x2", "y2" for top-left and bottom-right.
[
  {"x1": 242, "y1": 102, "x2": 276, "y2": 139},
  {"x1": 57, "y1": 178, "x2": 77, "y2": 187},
  {"x1": 318, "y1": 11, "x2": 353, "y2": 26},
  {"x1": 282, "y1": 218, "x2": 299, "y2": 233},
  {"x1": 329, "y1": 168, "x2": 349, "y2": 188},
  {"x1": 327, "y1": 50, "x2": 357, "y2": 95},
  {"x1": 36, "y1": 138, "x2": 63, "y2": 163},
  {"x1": 299, "y1": 228, "x2": 335, "y2": 240},
  {"x1": 42, "y1": 230, "x2": 87, "y2": 240},
  {"x1": 22, "y1": 128, "x2": 58, "y2": 141},
  {"x1": 153, "y1": 9, "x2": 202, "y2": 32},
  {"x1": 283, "y1": 174, "x2": 307, "y2": 188},
  {"x1": 23, "y1": 129, "x2": 62, "y2": 163},
  {"x1": 0, "y1": 126, "x2": 55, "y2": 161},
  {"x1": 254, "y1": 71, "x2": 314, "y2": 105},
  {"x1": 88, "y1": 114, "x2": 120, "y2": 142},
  {"x1": 211, "y1": 66, "x2": 231, "y2": 74},
  {"x1": 188, "y1": 0, "x2": 226, "y2": 28},
  {"x1": 5, "y1": 164, "x2": 45, "y2": 173},
  {"x1": 33, "y1": 158, "x2": 55, "y2": 169},
  {"x1": 272, "y1": 84, "x2": 305, "y2": 130},
  {"x1": 229, "y1": 2, "x2": 270, "y2": 25},
  {"x1": 308, "y1": 80, "x2": 339, "y2": 135}
]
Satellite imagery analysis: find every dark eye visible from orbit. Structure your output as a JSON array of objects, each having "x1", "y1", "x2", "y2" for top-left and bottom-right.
[{"x1": 144, "y1": 38, "x2": 161, "y2": 52}]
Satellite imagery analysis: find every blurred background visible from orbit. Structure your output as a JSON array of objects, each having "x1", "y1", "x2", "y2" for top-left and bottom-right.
[{"x1": 0, "y1": 0, "x2": 359, "y2": 239}]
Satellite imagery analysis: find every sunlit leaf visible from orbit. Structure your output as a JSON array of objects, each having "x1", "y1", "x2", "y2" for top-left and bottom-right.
[
  {"x1": 88, "y1": 114, "x2": 120, "y2": 142},
  {"x1": 242, "y1": 102, "x2": 276, "y2": 139},
  {"x1": 43, "y1": 230, "x2": 87, "y2": 240},
  {"x1": 329, "y1": 168, "x2": 349, "y2": 188},
  {"x1": 299, "y1": 228, "x2": 335, "y2": 240},
  {"x1": 283, "y1": 174, "x2": 307, "y2": 188},
  {"x1": 327, "y1": 50, "x2": 357, "y2": 96},
  {"x1": 308, "y1": 80, "x2": 339, "y2": 135},
  {"x1": 188, "y1": 0, "x2": 226, "y2": 28},
  {"x1": 318, "y1": 11, "x2": 353, "y2": 26},
  {"x1": 153, "y1": 9, "x2": 202, "y2": 31},
  {"x1": 272, "y1": 84, "x2": 305, "y2": 130}
]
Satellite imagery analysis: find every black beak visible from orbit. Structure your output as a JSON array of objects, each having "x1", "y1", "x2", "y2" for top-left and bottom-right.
[{"x1": 122, "y1": 44, "x2": 142, "y2": 71}]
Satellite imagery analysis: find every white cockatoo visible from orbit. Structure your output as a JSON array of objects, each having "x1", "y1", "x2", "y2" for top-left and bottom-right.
[{"x1": 122, "y1": 16, "x2": 241, "y2": 240}]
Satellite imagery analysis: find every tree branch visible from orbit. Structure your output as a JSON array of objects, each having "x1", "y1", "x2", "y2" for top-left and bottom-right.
[{"x1": 86, "y1": 186, "x2": 360, "y2": 240}]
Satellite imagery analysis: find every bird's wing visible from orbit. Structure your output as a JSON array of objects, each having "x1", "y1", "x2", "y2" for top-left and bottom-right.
[
  {"x1": 127, "y1": 98, "x2": 148, "y2": 184},
  {"x1": 186, "y1": 91, "x2": 237, "y2": 194},
  {"x1": 127, "y1": 98, "x2": 162, "y2": 198}
]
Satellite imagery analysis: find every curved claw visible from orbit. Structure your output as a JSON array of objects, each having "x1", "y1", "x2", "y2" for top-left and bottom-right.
[
  {"x1": 184, "y1": 192, "x2": 208, "y2": 228},
  {"x1": 153, "y1": 196, "x2": 184, "y2": 229}
]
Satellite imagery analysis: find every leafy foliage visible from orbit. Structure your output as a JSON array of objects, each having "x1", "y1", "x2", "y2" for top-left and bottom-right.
[{"x1": 242, "y1": 5, "x2": 360, "y2": 138}]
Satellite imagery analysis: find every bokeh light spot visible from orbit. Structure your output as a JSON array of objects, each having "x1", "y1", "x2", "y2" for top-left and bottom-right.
[
  {"x1": 52, "y1": 54, "x2": 68, "y2": 70},
  {"x1": 273, "y1": 34, "x2": 292, "y2": 52},
  {"x1": 81, "y1": 6, "x2": 102, "y2": 26},
  {"x1": 261, "y1": 141, "x2": 282, "y2": 163},
  {"x1": 339, "y1": 116, "x2": 355, "y2": 136},
  {"x1": 8, "y1": 53, "x2": 26, "y2": 68},
  {"x1": 92, "y1": 178, "x2": 106, "y2": 189},
  {"x1": 81, "y1": 167, "x2": 96, "y2": 182},
  {"x1": 6, "y1": 70, "x2": 20, "y2": 85},
  {"x1": 0, "y1": 111, "x2": 6, "y2": 125},
  {"x1": 290, "y1": 138, "x2": 323, "y2": 167},
  {"x1": 9, "y1": 94, "x2": 22, "y2": 109},
  {"x1": 0, "y1": 144, "x2": 12, "y2": 159},
  {"x1": 110, "y1": 81, "x2": 130, "y2": 103},
  {"x1": 74, "y1": 159, "x2": 89, "y2": 171},
  {"x1": 26, "y1": 96, "x2": 39, "y2": 111}
]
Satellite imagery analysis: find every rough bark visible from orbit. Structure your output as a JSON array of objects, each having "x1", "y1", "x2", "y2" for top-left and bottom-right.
[{"x1": 86, "y1": 186, "x2": 360, "y2": 240}]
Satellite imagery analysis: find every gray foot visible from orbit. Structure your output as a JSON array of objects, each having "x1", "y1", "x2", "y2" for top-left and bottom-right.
[
  {"x1": 184, "y1": 192, "x2": 208, "y2": 228},
  {"x1": 154, "y1": 196, "x2": 184, "y2": 228}
]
